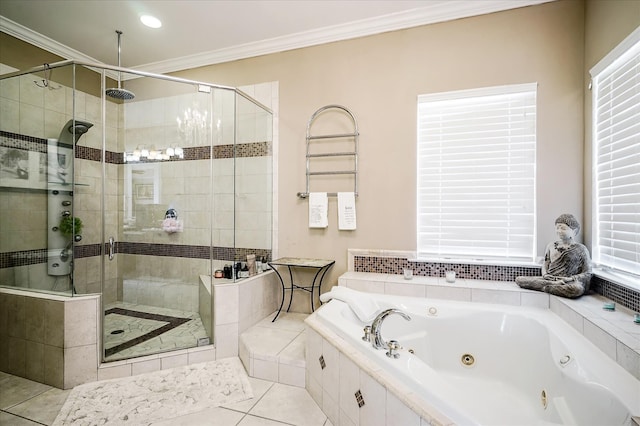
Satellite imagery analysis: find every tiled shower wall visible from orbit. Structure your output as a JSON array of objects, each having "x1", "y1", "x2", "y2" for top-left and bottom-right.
[
  {"x1": 0, "y1": 288, "x2": 100, "y2": 389},
  {"x1": 1, "y1": 65, "x2": 275, "y2": 304}
]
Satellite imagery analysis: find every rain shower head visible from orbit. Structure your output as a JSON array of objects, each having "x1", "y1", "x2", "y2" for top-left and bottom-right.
[
  {"x1": 106, "y1": 30, "x2": 135, "y2": 100},
  {"x1": 106, "y1": 87, "x2": 135, "y2": 100}
]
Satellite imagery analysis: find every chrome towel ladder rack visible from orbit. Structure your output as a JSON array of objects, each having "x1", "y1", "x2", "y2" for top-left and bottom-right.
[{"x1": 297, "y1": 105, "x2": 359, "y2": 199}]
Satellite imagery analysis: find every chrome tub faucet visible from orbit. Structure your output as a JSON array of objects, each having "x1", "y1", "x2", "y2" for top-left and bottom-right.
[{"x1": 370, "y1": 308, "x2": 411, "y2": 350}]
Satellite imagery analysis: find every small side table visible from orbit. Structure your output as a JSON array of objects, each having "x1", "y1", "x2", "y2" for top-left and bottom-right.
[{"x1": 268, "y1": 257, "x2": 335, "y2": 322}]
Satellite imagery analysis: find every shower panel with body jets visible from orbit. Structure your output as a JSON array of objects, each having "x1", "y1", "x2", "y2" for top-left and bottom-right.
[{"x1": 47, "y1": 119, "x2": 93, "y2": 292}]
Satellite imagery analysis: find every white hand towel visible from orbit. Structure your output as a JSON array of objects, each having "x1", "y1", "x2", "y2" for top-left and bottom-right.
[
  {"x1": 309, "y1": 192, "x2": 328, "y2": 228},
  {"x1": 320, "y1": 286, "x2": 380, "y2": 322},
  {"x1": 338, "y1": 192, "x2": 356, "y2": 230}
]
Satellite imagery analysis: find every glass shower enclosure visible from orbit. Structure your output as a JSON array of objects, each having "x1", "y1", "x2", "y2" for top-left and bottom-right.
[{"x1": 0, "y1": 60, "x2": 273, "y2": 363}]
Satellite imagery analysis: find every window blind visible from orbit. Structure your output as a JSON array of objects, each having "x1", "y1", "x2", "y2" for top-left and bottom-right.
[
  {"x1": 417, "y1": 84, "x2": 537, "y2": 261},
  {"x1": 591, "y1": 31, "x2": 640, "y2": 276}
]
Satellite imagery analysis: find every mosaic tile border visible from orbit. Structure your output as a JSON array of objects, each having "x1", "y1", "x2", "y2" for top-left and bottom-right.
[
  {"x1": 591, "y1": 275, "x2": 640, "y2": 313},
  {"x1": 354, "y1": 255, "x2": 640, "y2": 313},
  {"x1": 0, "y1": 131, "x2": 48, "y2": 153},
  {"x1": 0, "y1": 249, "x2": 47, "y2": 268},
  {"x1": 104, "y1": 307, "x2": 191, "y2": 357},
  {"x1": 1, "y1": 131, "x2": 272, "y2": 165},
  {"x1": 353, "y1": 256, "x2": 540, "y2": 281},
  {"x1": 1, "y1": 243, "x2": 272, "y2": 268}
]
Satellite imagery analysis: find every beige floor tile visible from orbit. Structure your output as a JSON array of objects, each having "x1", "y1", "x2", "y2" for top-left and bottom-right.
[
  {"x1": 0, "y1": 371, "x2": 12, "y2": 383},
  {"x1": 221, "y1": 377, "x2": 274, "y2": 413},
  {"x1": 278, "y1": 332, "x2": 306, "y2": 365},
  {"x1": 241, "y1": 326, "x2": 301, "y2": 358},
  {"x1": 0, "y1": 375, "x2": 51, "y2": 410},
  {"x1": 257, "y1": 312, "x2": 308, "y2": 332},
  {"x1": 249, "y1": 383, "x2": 326, "y2": 426},
  {"x1": 237, "y1": 414, "x2": 291, "y2": 425},
  {"x1": 0, "y1": 411, "x2": 41, "y2": 425},
  {"x1": 149, "y1": 406, "x2": 245, "y2": 426},
  {"x1": 6, "y1": 387, "x2": 71, "y2": 425}
]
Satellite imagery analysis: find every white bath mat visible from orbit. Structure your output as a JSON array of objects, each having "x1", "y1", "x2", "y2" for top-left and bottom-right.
[{"x1": 53, "y1": 357, "x2": 252, "y2": 425}]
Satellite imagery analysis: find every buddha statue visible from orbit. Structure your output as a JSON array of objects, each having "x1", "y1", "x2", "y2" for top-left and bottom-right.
[{"x1": 516, "y1": 214, "x2": 592, "y2": 298}]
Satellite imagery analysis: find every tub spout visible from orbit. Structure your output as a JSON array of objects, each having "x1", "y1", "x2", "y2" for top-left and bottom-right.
[{"x1": 370, "y1": 308, "x2": 411, "y2": 350}]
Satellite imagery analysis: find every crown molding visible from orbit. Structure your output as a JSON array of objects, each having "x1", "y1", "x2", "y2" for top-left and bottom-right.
[
  {"x1": 2, "y1": 1, "x2": 551, "y2": 77},
  {"x1": 139, "y1": 0, "x2": 551, "y2": 75},
  {"x1": 1, "y1": 15, "x2": 99, "y2": 64}
]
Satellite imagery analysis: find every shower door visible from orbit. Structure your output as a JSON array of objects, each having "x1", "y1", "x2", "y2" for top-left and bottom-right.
[{"x1": 102, "y1": 70, "x2": 216, "y2": 362}]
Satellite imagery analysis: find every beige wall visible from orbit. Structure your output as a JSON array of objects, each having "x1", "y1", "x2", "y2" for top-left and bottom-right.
[
  {"x1": 174, "y1": 0, "x2": 586, "y2": 285},
  {"x1": 583, "y1": 0, "x2": 640, "y2": 248},
  {"x1": 4, "y1": 0, "x2": 637, "y2": 292}
]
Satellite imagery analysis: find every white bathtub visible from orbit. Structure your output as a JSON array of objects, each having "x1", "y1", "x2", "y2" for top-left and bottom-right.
[{"x1": 308, "y1": 291, "x2": 638, "y2": 425}]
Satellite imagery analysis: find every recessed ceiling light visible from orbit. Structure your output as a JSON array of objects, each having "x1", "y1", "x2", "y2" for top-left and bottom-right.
[{"x1": 140, "y1": 15, "x2": 162, "y2": 29}]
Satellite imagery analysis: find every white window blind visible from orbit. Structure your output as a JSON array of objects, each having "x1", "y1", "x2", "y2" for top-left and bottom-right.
[
  {"x1": 417, "y1": 84, "x2": 537, "y2": 261},
  {"x1": 591, "y1": 28, "x2": 640, "y2": 277}
]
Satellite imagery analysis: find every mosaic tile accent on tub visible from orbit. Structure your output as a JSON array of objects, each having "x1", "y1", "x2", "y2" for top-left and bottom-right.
[
  {"x1": 353, "y1": 256, "x2": 540, "y2": 281},
  {"x1": 353, "y1": 254, "x2": 640, "y2": 314},
  {"x1": 591, "y1": 275, "x2": 640, "y2": 313}
]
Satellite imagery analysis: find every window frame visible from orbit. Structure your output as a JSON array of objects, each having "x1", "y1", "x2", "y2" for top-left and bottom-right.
[
  {"x1": 416, "y1": 83, "x2": 538, "y2": 264},
  {"x1": 590, "y1": 26, "x2": 640, "y2": 281}
]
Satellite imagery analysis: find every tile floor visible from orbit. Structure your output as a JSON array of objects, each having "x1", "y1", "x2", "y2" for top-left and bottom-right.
[
  {"x1": 104, "y1": 302, "x2": 209, "y2": 362},
  {"x1": 0, "y1": 370, "x2": 333, "y2": 425},
  {"x1": 1, "y1": 311, "x2": 332, "y2": 426}
]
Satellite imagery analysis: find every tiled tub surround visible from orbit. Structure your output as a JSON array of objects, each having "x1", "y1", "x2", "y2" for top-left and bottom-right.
[
  {"x1": 348, "y1": 249, "x2": 640, "y2": 313},
  {"x1": 305, "y1": 290, "x2": 639, "y2": 426}
]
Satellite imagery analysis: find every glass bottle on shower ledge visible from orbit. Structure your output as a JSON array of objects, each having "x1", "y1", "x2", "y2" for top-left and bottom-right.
[{"x1": 516, "y1": 213, "x2": 592, "y2": 298}]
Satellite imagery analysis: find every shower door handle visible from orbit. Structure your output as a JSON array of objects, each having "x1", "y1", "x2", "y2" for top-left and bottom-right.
[{"x1": 108, "y1": 237, "x2": 115, "y2": 261}]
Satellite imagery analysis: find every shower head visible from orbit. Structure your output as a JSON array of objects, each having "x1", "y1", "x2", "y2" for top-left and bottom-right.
[
  {"x1": 106, "y1": 30, "x2": 135, "y2": 100},
  {"x1": 106, "y1": 87, "x2": 135, "y2": 100},
  {"x1": 58, "y1": 119, "x2": 94, "y2": 145},
  {"x1": 68, "y1": 122, "x2": 92, "y2": 136}
]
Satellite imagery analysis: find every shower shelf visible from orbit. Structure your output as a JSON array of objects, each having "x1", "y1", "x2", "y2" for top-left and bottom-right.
[{"x1": 297, "y1": 105, "x2": 359, "y2": 199}]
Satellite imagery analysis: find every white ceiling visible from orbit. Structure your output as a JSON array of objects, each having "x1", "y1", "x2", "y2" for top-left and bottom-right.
[{"x1": 1, "y1": 0, "x2": 550, "y2": 75}]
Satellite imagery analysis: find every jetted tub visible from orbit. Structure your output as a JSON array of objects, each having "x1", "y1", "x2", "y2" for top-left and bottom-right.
[{"x1": 308, "y1": 291, "x2": 638, "y2": 425}]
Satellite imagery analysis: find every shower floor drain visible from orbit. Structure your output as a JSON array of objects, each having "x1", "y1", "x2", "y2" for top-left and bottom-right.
[{"x1": 110, "y1": 329, "x2": 125, "y2": 335}]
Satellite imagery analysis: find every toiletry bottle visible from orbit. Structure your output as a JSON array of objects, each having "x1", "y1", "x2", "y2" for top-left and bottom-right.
[{"x1": 241, "y1": 263, "x2": 249, "y2": 278}]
